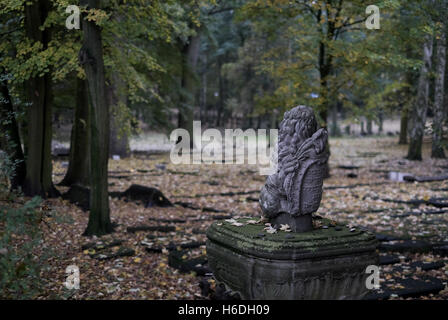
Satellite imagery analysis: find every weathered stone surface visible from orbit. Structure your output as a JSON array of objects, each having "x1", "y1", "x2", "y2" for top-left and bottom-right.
[
  {"x1": 259, "y1": 106, "x2": 329, "y2": 232},
  {"x1": 375, "y1": 233, "x2": 408, "y2": 242},
  {"x1": 174, "y1": 201, "x2": 228, "y2": 214},
  {"x1": 364, "y1": 276, "x2": 444, "y2": 300},
  {"x1": 379, "y1": 240, "x2": 433, "y2": 253},
  {"x1": 143, "y1": 241, "x2": 205, "y2": 253},
  {"x1": 126, "y1": 225, "x2": 175, "y2": 233},
  {"x1": 81, "y1": 239, "x2": 124, "y2": 251},
  {"x1": 207, "y1": 218, "x2": 379, "y2": 299},
  {"x1": 147, "y1": 217, "x2": 187, "y2": 224},
  {"x1": 407, "y1": 261, "x2": 445, "y2": 271},
  {"x1": 90, "y1": 247, "x2": 135, "y2": 260},
  {"x1": 433, "y1": 244, "x2": 448, "y2": 256},
  {"x1": 379, "y1": 255, "x2": 402, "y2": 266},
  {"x1": 168, "y1": 250, "x2": 210, "y2": 276}
]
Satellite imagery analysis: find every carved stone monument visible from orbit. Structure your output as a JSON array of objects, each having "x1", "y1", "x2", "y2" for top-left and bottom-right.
[
  {"x1": 259, "y1": 105, "x2": 328, "y2": 232},
  {"x1": 206, "y1": 106, "x2": 379, "y2": 300}
]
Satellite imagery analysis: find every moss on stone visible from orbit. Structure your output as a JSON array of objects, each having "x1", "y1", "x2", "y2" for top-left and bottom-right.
[{"x1": 207, "y1": 217, "x2": 377, "y2": 258}]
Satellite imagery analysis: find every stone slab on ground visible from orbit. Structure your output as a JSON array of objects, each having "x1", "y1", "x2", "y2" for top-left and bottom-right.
[
  {"x1": 168, "y1": 250, "x2": 211, "y2": 276},
  {"x1": 90, "y1": 247, "x2": 135, "y2": 260},
  {"x1": 388, "y1": 261, "x2": 446, "y2": 273},
  {"x1": 81, "y1": 239, "x2": 124, "y2": 251},
  {"x1": 379, "y1": 240, "x2": 433, "y2": 253},
  {"x1": 379, "y1": 255, "x2": 402, "y2": 265},
  {"x1": 409, "y1": 261, "x2": 446, "y2": 271},
  {"x1": 143, "y1": 241, "x2": 205, "y2": 253},
  {"x1": 364, "y1": 276, "x2": 445, "y2": 300},
  {"x1": 126, "y1": 225, "x2": 176, "y2": 233},
  {"x1": 147, "y1": 217, "x2": 187, "y2": 223},
  {"x1": 433, "y1": 245, "x2": 448, "y2": 256},
  {"x1": 375, "y1": 233, "x2": 408, "y2": 242}
]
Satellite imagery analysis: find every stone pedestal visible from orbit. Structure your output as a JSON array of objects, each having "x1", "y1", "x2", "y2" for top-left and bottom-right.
[
  {"x1": 206, "y1": 217, "x2": 379, "y2": 300},
  {"x1": 271, "y1": 213, "x2": 313, "y2": 232}
]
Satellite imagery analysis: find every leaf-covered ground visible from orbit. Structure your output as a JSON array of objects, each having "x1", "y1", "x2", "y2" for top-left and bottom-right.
[{"x1": 26, "y1": 136, "x2": 448, "y2": 299}]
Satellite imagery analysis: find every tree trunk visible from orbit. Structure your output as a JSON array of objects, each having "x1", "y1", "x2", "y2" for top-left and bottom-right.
[
  {"x1": 317, "y1": 10, "x2": 333, "y2": 129},
  {"x1": 216, "y1": 58, "x2": 224, "y2": 127},
  {"x1": 318, "y1": 66, "x2": 329, "y2": 127},
  {"x1": 178, "y1": 32, "x2": 201, "y2": 138},
  {"x1": 60, "y1": 77, "x2": 90, "y2": 186},
  {"x1": 79, "y1": 0, "x2": 112, "y2": 236},
  {"x1": 200, "y1": 55, "x2": 207, "y2": 122},
  {"x1": 378, "y1": 111, "x2": 384, "y2": 133},
  {"x1": 432, "y1": 29, "x2": 446, "y2": 158},
  {"x1": 0, "y1": 71, "x2": 26, "y2": 189},
  {"x1": 317, "y1": 13, "x2": 334, "y2": 178},
  {"x1": 399, "y1": 107, "x2": 408, "y2": 144},
  {"x1": 23, "y1": 0, "x2": 58, "y2": 197},
  {"x1": 366, "y1": 118, "x2": 373, "y2": 135},
  {"x1": 108, "y1": 76, "x2": 130, "y2": 158},
  {"x1": 330, "y1": 102, "x2": 341, "y2": 136},
  {"x1": 407, "y1": 35, "x2": 433, "y2": 160},
  {"x1": 109, "y1": 110, "x2": 130, "y2": 158},
  {"x1": 344, "y1": 125, "x2": 351, "y2": 135}
]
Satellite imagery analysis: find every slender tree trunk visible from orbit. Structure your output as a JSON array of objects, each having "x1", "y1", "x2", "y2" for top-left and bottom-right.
[
  {"x1": 0, "y1": 71, "x2": 26, "y2": 189},
  {"x1": 107, "y1": 14, "x2": 130, "y2": 158},
  {"x1": 79, "y1": 0, "x2": 112, "y2": 236},
  {"x1": 432, "y1": 29, "x2": 446, "y2": 158},
  {"x1": 60, "y1": 77, "x2": 90, "y2": 186},
  {"x1": 109, "y1": 110, "x2": 130, "y2": 158},
  {"x1": 366, "y1": 118, "x2": 373, "y2": 135},
  {"x1": 330, "y1": 102, "x2": 341, "y2": 136},
  {"x1": 200, "y1": 55, "x2": 207, "y2": 122},
  {"x1": 216, "y1": 57, "x2": 224, "y2": 127},
  {"x1": 399, "y1": 106, "x2": 408, "y2": 144},
  {"x1": 400, "y1": 44, "x2": 419, "y2": 144},
  {"x1": 407, "y1": 35, "x2": 433, "y2": 160},
  {"x1": 378, "y1": 111, "x2": 384, "y2": 133},
  {"x1": 178, "y1": 32, "x2": 201, "y2": 138},
  {"x1": 318, "y1": 66, "x2": 330, "y2": 127},
  {"x1": 317, "y1": 8, "x2": 335, "y2": 129},
  {"x1": 317, "y1": 9, "x2": 335, "y2": 178},
  {"x1": 344, "y1": 125, "x2": 351, "y2": 135},
  {"x1": 108, "y1": 76, "x2": 130, "y2": 158},
  {"x1": 23, "y1": 0, "x2": 58, "y2": 197}
]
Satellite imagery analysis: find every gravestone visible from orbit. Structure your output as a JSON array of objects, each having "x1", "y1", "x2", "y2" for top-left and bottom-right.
[{"x1": 207, "y1": 105, "x2": 379, "y2": 299}]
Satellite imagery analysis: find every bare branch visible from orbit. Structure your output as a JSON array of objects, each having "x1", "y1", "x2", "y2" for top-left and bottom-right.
[
  {"x1": 207, "y1": 6, "x2": 236, "y2": 16},
  {"x1": 0, "y1": 28, "x2": 21, "y2": 37},
  {"x1": 341, "y1": 17, "x2": 367, "y2": 29}
]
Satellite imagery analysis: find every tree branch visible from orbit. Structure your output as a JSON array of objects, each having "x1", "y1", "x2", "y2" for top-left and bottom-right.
[
  {"x1": 0, "y1": 27, "x2": 21, "y2": 37},
  {"x1": 207, "y1": 6, "x2": 236, "y2": 15},
  {"x1": 341, "y1": 17, "x2": 367, "y2": 29}
]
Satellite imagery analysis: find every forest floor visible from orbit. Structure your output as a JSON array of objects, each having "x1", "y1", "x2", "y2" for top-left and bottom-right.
[{"x1": 21, "y1": 135, "x2": 448, "y2": 299}]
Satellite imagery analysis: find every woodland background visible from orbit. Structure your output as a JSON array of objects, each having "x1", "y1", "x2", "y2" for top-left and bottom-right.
[{"x1": 1, "y1": 0, "x2": 448, "y2": 299}]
